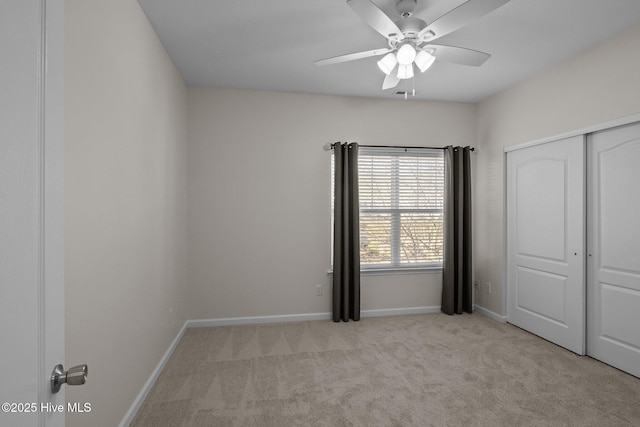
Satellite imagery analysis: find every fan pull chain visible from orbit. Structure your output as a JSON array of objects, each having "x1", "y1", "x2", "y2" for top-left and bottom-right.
[{"x1": 412, "y1": 73, "x2": 415, "y2": 97}]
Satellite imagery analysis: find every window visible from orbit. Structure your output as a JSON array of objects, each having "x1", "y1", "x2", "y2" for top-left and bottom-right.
[{"x1": 332, "y1": 147, "x2": 444, "y2": 271}]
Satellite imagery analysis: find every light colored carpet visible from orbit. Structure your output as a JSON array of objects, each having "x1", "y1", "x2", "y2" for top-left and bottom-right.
[{"x1": 130, "y1": 313, "x2": 640, "y2": 426}]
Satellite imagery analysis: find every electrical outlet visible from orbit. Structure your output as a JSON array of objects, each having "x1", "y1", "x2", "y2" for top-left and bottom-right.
[
  {"x1": 485, "y1": 282, "x2": 492, "y2": 294},
  {"x1": 315, "y1": 284, "x2": 323, "y2": 296}
]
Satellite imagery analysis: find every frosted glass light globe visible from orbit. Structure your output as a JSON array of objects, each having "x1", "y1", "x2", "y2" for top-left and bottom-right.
[
  {"x1": 415, "y1": 50, "x2": 436, "y2": 73},
  {"x1": 397, "y1": 63, "x2": 414, "y2": 79},
  {"x1": 396, "y1": 44, "x2": 416, "y2": 65},
  {"x1": 377, "y1": 53, "x2": 398, "y2": 75}
]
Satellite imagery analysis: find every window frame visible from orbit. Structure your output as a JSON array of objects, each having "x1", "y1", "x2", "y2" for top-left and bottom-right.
[{"x1": 331, "y1": 146, "x2": 445, "y2": 274}]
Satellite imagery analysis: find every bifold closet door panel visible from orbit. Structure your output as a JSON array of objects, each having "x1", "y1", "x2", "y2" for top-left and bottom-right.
[
  {"x1": 587, "y1": 122, "x2": 640, "y2": 378},
  {"x1": 506, "y1": 135, "x2": 585, "y2": 355}
]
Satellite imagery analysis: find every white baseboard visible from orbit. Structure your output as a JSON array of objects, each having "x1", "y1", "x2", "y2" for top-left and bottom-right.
[
  {"x1": 474, "y1": 304, "x2": 507, "y2": 323},
  {"x1": 186, "y1": 312, "x2": 332, "y2": 328},
  {"x1": 118, "y1": 321, "x2": 189, "y2": 427},
  {"x1": 187, "y1": 306, "x2": 441, "y2": 328}
]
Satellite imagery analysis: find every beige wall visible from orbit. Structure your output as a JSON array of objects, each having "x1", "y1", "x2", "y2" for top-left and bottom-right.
[
  {"x1": 65, "y1": 1, "x2": 188, "y2": 426},
  {"x1": 187, "y1": 87, "x2": 476, "y2": 319},
  {"x1": 475, "y1": 23, "x2": 640, "y2": 315}
]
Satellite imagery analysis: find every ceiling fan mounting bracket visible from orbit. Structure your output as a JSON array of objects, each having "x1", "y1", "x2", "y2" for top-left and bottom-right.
[{"x1": 396, "y1": 0, "x2": 417, "y2": 18}]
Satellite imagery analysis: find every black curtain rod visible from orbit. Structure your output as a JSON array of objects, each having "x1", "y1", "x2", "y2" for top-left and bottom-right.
[
  {"x1": 327, "y1": 142, "x2": 474, "y2": 151},
  {"x1": 360, "y1": 144, "x2": 474, "y2": 151}
]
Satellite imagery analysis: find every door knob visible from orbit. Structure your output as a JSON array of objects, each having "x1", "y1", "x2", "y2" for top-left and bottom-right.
[{"x1": 51, "y1": 364, "x2": 88, "y2": 394}]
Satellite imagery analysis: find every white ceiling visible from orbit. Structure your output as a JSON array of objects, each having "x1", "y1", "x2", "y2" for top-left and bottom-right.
[{"x1": 137, "y1": 0, "x2": 640, "y2": 103}]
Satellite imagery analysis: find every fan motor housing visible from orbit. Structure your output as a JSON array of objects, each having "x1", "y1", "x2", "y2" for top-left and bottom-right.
[{"x1": 395, "y1": 17, "x2": 426, "y2": 38}]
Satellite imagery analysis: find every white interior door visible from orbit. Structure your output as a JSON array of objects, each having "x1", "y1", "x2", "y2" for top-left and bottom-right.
[
  {"x1": 587, "y1": 122, "x2": 640, "y2": 378},
  {"x1": 506, "y1": 136, "x2": 585, "y2": 355},
  {"x1": 0, "y1": 1, "x2": 65, "y2": 426}
]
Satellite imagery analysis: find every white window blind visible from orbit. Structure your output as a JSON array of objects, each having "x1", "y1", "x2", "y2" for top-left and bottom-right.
[{"x1": 332, "y1": 147, "x2": 444, "y2": 270}]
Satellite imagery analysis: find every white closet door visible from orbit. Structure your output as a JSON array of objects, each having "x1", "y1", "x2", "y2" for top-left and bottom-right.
[
  {"x1": 587, "y1": 123, "x2": 640, "y2": 377},
  {"x1": 507, "y1": 136, "x2": 585, "y2": 355}
]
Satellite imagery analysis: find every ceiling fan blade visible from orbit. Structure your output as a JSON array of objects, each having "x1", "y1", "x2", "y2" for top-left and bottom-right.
[
  {"x1": 426, "y1": 44, "x2": 491, "y2": 66},
  {"x1": 315, "y1": 47, "x2": 392, "y2": 66},
  {"x1": 347, "y1": 0, "x2": 404, "y2": 40},
  {"x1": 382, "y1": 73, "x2": 400, "y2": 90},
  {"x1": 418, "y1": 0, "x2": 510, "y2": 41}
]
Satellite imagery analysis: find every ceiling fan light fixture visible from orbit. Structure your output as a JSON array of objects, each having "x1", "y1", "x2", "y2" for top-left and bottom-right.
[
  {"x1": 396, "y1": 43, "x2": 416, "y2": 65},
  {"x1": 397, "y1": 63, "x2": 414, "y2": 79},
  {"x1": 314, "y1": 0, "x2": 504, "y2": 93},
  {"x1": 377, "y1": 52, "x2": 398, "y2": 75},
  {"x1": 415, "y1": 50, "x2": 436, "y2": 73}
]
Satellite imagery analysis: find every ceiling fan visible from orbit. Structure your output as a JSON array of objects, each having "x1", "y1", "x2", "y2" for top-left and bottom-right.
[{"x1": 316, "y1": 0, "x2": 510, "y2": 91}]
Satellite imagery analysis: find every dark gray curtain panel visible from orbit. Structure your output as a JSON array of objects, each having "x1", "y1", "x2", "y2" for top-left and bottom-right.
[
  {"x1": 442, "y1": 146, "x2": 473, "y2": 315},
  {"x1": 333, "y1": 142, "x2": 360, "y2": 322}
]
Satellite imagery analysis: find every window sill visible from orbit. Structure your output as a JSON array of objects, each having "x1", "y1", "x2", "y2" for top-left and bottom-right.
[{"x1": 327, "y1": 267, "x2": 442, "y2": 276}]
